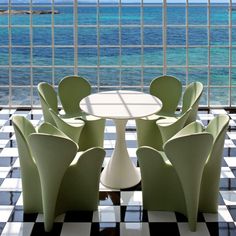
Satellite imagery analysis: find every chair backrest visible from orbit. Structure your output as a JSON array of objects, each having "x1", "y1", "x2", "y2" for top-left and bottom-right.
[
  {"x1": 58, "y1": 75, "x2": 91, "y2": 115},
  {"x1": 156, "y1": 108, "x2": 192, "y2": 144},
  {"x1": 149, "y1": 75, "x2": 182, "y2": 115},
  {"x1": 37, "y1": 82, "x2": 58, "y2": 125},
  {"x1": 164, "y1": 132, "x2": 213, "y2": 231},
  {"x1": 49, "y1": 108, "x2": 85, "y2": 144},
  {"x1": 170, "y1": 120, "x2": 204, "y2": 140},
  {"x1": 12, "y1": 115, "x2": 42, "y2": 212},
  {"x1": 181, "y1": 82, "x2": 203, "y2": 124},
  {"x1": 164, "y1": 132, "x2": 213, "y2": 175},
  {"x1": 28, "y1": 133, "x2": 78, "y2": 231},
  {"x1": 199, "y1": 114, "x2": 230, "y2": 212},
  {"x1": 58, "y1": 147, "x2": 106, "y2": 210},
  {"x1": 38, "y1": 122, "x2": 70, "y2": 140}
]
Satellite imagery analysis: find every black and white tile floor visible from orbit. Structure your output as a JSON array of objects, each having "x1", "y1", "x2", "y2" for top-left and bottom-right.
[{"x1": 0, "y1": 108, "x2": 236, "y2": 235}]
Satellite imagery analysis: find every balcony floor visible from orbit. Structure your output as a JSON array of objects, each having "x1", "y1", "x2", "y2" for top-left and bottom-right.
[{"x1": 0, "y1": 108, "x2": 236, "y2": 235}]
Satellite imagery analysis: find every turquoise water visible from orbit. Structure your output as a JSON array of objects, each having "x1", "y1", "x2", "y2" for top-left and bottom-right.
[{"x1": 0, "y1": 3, "x2": 236, "y2": 105}]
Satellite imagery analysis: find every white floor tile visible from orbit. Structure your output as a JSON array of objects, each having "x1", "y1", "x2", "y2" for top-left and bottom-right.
[
  {"x1": 0, "y1": 126, "x2": 14, "y2": 132},
  {"x1": 120, "y1": 222, "x2": 150, "y2": 236},
  {"x1": 203, "y1": 205, "x2": 233, "y2": 222},
  {"x1": 0, "y1": 167, "x2": 11, "y2": 178},
  {"x1": 121, "y1": 191, "x2": 142, "y2": 206},
  {"x1": 225, "y1": 157, "x2": 236, "y2": 167},
  {"x1": 0, "y1": 140, "x2": 9, "y2": 148},
  {"x1": 178, "y1": 222, "x2": 210, "y2": 236},
  {"x1": 1, "y1": 222, "x2": 33, "y2": 236},
  {"x1": 0, "y1": 205, "x2": 14, "y2": 222},
  {"x1": 0, "y1": 148, "x2": 18, "y2": 157},
  {"x1": 92, "y1": 206, "x2": 120, "y2": 222},
  {"x1": 0, "y1": 178, "x2": 22, "y2": 191},
  {"x1": 220, "y1": 191, "x2": 236, "y2": 205},
  {"x1": 60, "y1": 223, "x2": 91, "y2": 236},
  {"x1": 221, "y1": 167, "x2": 235, "y2": 178},
  {"x1": 227, "y1": 132, "x2": 236, "y2": 140},
  {"x1": 148, "y1": 211, "x2": 177, "y2": 222}
]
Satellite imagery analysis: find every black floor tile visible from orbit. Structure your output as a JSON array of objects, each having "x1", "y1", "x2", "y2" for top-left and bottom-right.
[
  {"x1": 149, "y1": 222, "x2": 180, "y2": 236},
  {"x1": 90, "y1": 223, "x2": 120, "y2": 236}
]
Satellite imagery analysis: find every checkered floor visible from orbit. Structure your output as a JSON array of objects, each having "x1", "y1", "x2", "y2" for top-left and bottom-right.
[{"x1": 0, "y1": 108, "x2": 236, "y2": 235}]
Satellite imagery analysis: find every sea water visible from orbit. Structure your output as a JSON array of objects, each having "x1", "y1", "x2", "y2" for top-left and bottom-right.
[{"x1": 0, "y1": 2, "x2": 235, "y2": 105}]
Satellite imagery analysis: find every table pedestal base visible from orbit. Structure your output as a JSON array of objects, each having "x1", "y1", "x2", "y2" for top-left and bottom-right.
[{"x1": 101, "y1": 119, "x2": 141, "y2": 189}]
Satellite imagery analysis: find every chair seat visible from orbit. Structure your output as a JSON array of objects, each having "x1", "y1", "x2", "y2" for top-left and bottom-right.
[
  {"x1": 156, "y1": 117, "x2": 178, "y2": 126},
  {"x1": 62, "y1": 117, "x2": 84, "y2": 127}
]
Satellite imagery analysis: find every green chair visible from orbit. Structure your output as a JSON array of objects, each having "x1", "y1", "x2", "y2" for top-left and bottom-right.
[
  {"x1": 137, "y1": 127, "x2": 213, "y2": 231},
  {"x1": 12, "y1": 116, "x2": 42, "y2": 214},
  {"x1": 38, "y1": 82, "x2": 58, "y2": 126},
  {"x1": 13, "y1": 115, "x2": 105, "y2": 232},
  {"x1": 149, "y1": 75, "x2": 182, "y2": 116},
  {"x1": 49, "y1": 108, "x2": 85, "y2": 145},
  {"x1": 136, "y1": 80, "x2": 203, "y2": 149},
  {"x1": 156, "y1": 108, "x2": 192, "y2": 144},
  {"x1": 137, "y1": 114, "x2": 229, "y2": 231},
  {"x1": 29, "y1": 133, "x2": 105, "y2": 232},
  {"x1": 181, "y1": 81, "x2": 203, "y2": 125},
  {"x1": 37, "y1": 122, "x2": 72, "y2": 140},
  {"x1": 58, "y1": 75, "x2": 105, "y2": 150},
  {"x1": 135, "y1": 75, "x2": 182, "y2": 149},
  {"x1": 29, "y1": 133, "x2": 78, "y2": 232},
  {"x1": 199, "y1": 114, "x2": 230, "y2": 212}
]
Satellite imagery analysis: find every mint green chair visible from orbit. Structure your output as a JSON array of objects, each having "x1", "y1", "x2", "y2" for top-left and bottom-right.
[
  {"x1": 149, "y1": 75, "x2": 182, "y2": 116},
  {"x1": 156, "y1": 108, "x2": 192, "y2": 144},
  {"x1": 137, "y1": 115, "x2": 229, "y2": 231},
  {"x1": 38, "y1": 82, "x2": 58, "y2": 126},
  {"x1": 135, "y1": 75, "x2": 182, "y2": 149},
  {"x1": 155, "y1": 82, "x2": 203, "y2": 144},
  {"x1": 12, "y1": 116, "x2": 42, "y2": 213},
  {"x1": 49, "y1": 108, "x2": 85, "y2": 145},
  {"x1": 58, "y1": 75, "x2": 105, "y2": 150},
  {"x1": 137, "y1": 128, "x2": 213, "y2": 231},
  {"x1": 37, "y1": 122, "x2": 71, "y2": 140},
  {"x1": 13, "y1": 115, "x2": 105, "y2": 232},
  {"x1": 181, "y1": 81, "x2": 203, "y2": 125},
  {"x1": 199, "y1": 114, "x2": 230, "y2": 212},
  {"x1": 29, "y1": 133, "x2": 105, "y2": 232},
  {"x1": 29, "y1": 133, "x2": 77, "y2": 232}
]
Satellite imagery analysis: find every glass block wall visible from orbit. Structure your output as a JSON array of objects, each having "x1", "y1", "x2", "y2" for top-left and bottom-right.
[{"x1": 0, "y1": 0, "x2": 235, "y2": 107}]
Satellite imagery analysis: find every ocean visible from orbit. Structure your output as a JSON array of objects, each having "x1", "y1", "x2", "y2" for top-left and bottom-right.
[{"x1": 0, "y1": 2, "x2": 235, "y2": 106}]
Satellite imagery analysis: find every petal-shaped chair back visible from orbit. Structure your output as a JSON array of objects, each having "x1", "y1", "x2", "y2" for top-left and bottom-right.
[
  {"x1": 199, "y1": 114, "x2": 230, "y2": 212},
  {"x1": 170, "y1": 120, "x2": 204, "y2": 140},
  {"x1": 182, "y1": 82, "x2": 203, "y2": 124},
  {"x1": 38, "y1": 122, "x2": 69, "y2": 138},
  {"x1": 38, "y1": 82, "x2": 58, "y2": 125},
  {"x1": 156, "y1": 108, "x2": 192, "y2": 144},
  {"x1": 149, "y1": 75, "x2": 182, "y2": 115},
  {"x1": 137, "y1": 146, "x2": 186, "y2": 212},
  {"x1": 58, "y1": 147, "x2": 106, "y2": 211},
  {"x1": 58, "y1": 75, "x2": 91, "y2": 115},
  {"x1": 12, "y1": 116, "x2": 42, "y2": 213},
  {"x1": 29, "y1": 133, "x2": 78, "y2": 232},
  {"x1": 164, "y1": 132, "x2": 213, "y2": 231},
  {"x1": 49, "y1": 108, "x2": 85, "y2": 145}
]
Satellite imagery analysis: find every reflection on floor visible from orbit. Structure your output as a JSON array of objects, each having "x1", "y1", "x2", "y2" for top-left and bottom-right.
[{"x1": 0, "y1": 108, "x2": 236, "y2": 236}]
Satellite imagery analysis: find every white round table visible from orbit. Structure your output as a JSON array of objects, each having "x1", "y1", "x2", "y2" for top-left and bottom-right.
[{"x1": 80, "y1": 90, "x2": 162, "y2": 189}]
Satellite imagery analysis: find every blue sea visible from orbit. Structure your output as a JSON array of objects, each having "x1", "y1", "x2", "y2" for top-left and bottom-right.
[{"x1": 0, "y1": 2, "x2": 236, "y2": 106}]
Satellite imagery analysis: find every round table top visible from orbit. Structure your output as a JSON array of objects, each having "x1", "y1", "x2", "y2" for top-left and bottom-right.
[{"x1": 79, "y1": 90, "x2": 162, "y2": 120}]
